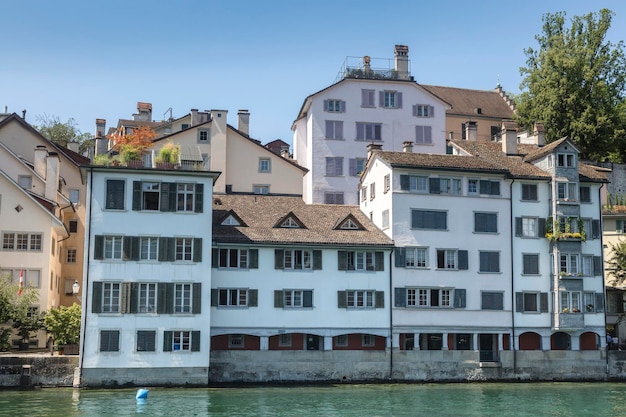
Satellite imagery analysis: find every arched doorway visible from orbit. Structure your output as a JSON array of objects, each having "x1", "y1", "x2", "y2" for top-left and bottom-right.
[
  {"x1": 580, "y1": 332, "x2": 600, "y2": 350},
  {"x1": 551, "y1": 332, "x2": 571, "y2": 350},
  {"x1": 519, "y1": 332, "x2": 541, "y2": 350}
]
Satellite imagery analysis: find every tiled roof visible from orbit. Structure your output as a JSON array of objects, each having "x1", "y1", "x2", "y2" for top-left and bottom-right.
[
  {"x1": 374, "y1": 151, "x2": 508, "y2": 174},
  {"x1": 420, "y1": 85, "x2": 514, "y2": 119},
  {"x1": 522, "y1": 137, "x2": 568, "y2": 162},
  {"x1": 212, "y1": 194, "x2": 393, "y2": 247}
]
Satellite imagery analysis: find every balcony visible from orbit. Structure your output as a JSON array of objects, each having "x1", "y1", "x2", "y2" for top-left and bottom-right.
[
  {"x1": 554, "y1": 310, "x2": 584, "y2": 330},
  {"x1": 335, "y1": 56, "x2": 412, "y2": 83}
]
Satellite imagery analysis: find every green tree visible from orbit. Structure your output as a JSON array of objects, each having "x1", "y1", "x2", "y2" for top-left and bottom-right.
[
  {"x1": 35, "y1": 114, "x2": 92, "y2": 153},
  {"x1": 607, "y1": 240, "x2": 626, "y2": 286},
  {"x1": 0, "y1": 270, "x2": 39, "y2": 350},
  {"x1": 44, "y1": 304, "x2": 81, "y2": 346},
  {"x1": 516, "y1": 9, "x2": 626, "y2": 162}
]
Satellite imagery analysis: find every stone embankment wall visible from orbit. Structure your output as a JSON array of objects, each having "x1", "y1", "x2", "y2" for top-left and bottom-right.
[{"x1": 0, "y1": 355, "x2": 78, "y2": 387}]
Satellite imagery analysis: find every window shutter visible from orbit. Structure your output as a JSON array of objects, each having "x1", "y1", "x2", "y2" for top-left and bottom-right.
[
  {"x1": 593, "y1": 256, "x2": 603, "y2": 276},
  {"x1": 540, "y1": 293, "x2": 549, "y2": 313},
  {"x1": 397, "y1": 92, "x2": 402, "y2": 108},
  {"x1": 212, "y1": 248, "x2": 219, "y2": 268},
  {"x1": 192, "y1": 283, "x2": 201, "y2": 314},
  {"x1": 164, "y1": 283, "x2": 174, "y2": 314},
  {"x1": 337, "y1": 291, "x2": 347, "y2": 308},
  {"x1": 515, "y1": 292, "x2": 523, "y2": 312},
  {"x1": 454, "y1": 289, "x2": 466, "y2": 308},
  {"x1": 479, "y1": 180, "x2": 490, "y2": 195},
  {"x1": 395, "y1": 248, "x2": 406, "y2": 267},
  {"x1": 617, "y1": 220, "x2": 624, "y2": 233},
  {"x1": 400, "y1": 175, "x2": 409, "y2": 190},
  {"x1": 122, "y1": 236, "x2": 132, "y2": 260},
  {"x1": 538, "y1": 218, "x2": 547, "y2": 237},
  {"x1": 375, "y1": 251, "x2": 384, "y2": 271},
  {"x1": 274, "y1": 290, "x2": 283, "y2": 308},
  {"x1": 249, "y1": 249, "x2": 259, "y2": 269},
  {"x1": 157, "y1": 283, "x2": 168, "y2": 313},
  {"x1": 303, "y1": 290, "x2": 313, "y2": 308},
  {"x1": 120, "y1": 283, "x2": 130, "y2": 313},
  {"x1": 429, "y1": 106, "x2": 434, "y2": 117},
  {"x1": 193, "y1": 238, "x2": 202, "y2": 262},
  {"x1": 412, "y1": 105, "x2": 417, "y2": 117},
  {"x1": 313, "y1": 250, "x2": 322, "y2": 270},
  {"x1": 94, "y1": 235, "x2": 104, "y2": 260},
  {"x1": 163, "y1": 331, "x2": 173, "y2": 352},
  {"x1": 132, "y1": 181, "x2": 141, "y2": 211},
  {"x1": 194, "y1": 184, "x2": 204, "y2": 213},
  {"x1": 349, "y1": 159, "x2": 357, "y2": 176},
  {"x1": 595, "y1": 293, "x2": 605, "y2": 313},
  {"x1": 211, "y1": 289, "x2": 218, "y2": 307},
  {"x1": 379, "y1": 91, "x2": 384, "y2": 107},
  {"x1": 394, "y1": 287, "x2": 406, "y2": 307},
  {"x1": 458, "y1": 250, "x2": 468, "y2": 270},
  {"x1": 129, "y1": 282, "x2": 139, "y2": 314},
  {"x1": 92, "y1": 282, "x2": 102, "y2": 313},
  {"x1": 340, "y1": 101, "x2": 346, "y2": 112},
  {"x1": 424, "y1": 126, "x2": 432, "y2": 143},
  {"x1": 375, "y1": 291, "x2": 385, "y2": 308},
  {"x1": 429, "y1": 178, "x2": 440, "y2": 194},
  {"x1": 491, "y1": 181, "x2": 500, "y2": 196},
  {"x1": 592, "y1": 220, "x2": 600, "y2": 239},
  {"x1": 338, "y1": 251, "x2": 347, "y2": 271},
  {"x1": 248, "y1": 289, "x2": 258, "y2": 307},
  {"x1": 158, "y1": 237, "x2": 172, "y2": 262},
  {"x1": 336, "y1": 122, "x2": 343, "y2": 140},
  {"x1": 167, "y1": 237, "x2": 175, "y2": 261},
  {"x1": 160, "y1": 182, "x2": 172, "y2": 212},
  {"x1": 435, "y1": 212, "x2": 447, "y2": 229},
  {"x1": 191, "y1": 331, "x2": 201, "y2": 352},
  {"x1": 323, "y1": 99, "x2": 329, "y2": 111},
  {"x1": 274, "y1": 249, "x2": 284, "y2": 269},
  {"x1": 515, "y1": 217, "x2": 523, "y2": 237}
]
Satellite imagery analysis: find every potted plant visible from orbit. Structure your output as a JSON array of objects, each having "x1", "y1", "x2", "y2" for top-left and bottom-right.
[
  {"x1": 155, "y1": 142, "x2": 180, "y2": 168},
  {"x1": 44, "y1": 303, "x2": 81, "y2": 355}
]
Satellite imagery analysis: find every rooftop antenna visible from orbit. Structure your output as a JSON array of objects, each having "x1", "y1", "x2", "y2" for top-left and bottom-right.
[
  {"x1": 496, "y1": 74, "x2": 501, "y2": 88},
  {"x1": 163, "y1": 107, "x2": 173, "y2": 121}
]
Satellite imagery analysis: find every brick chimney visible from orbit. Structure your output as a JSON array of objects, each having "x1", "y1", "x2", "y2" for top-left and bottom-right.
[
  {"x1": 501, "y1": 121, "x2": 518, "y2": 155},
  {"x1": 402, "y1": 141, "x2": 414, "y2": 153},
  {"x1": 367, "y1": 142, "x2": 383, "y2": 160},
  {"x1": 45, "y1": 152, "x2": 60, "y2": 202},
  {"x1": 94, "y1": 119, "x2": 107, "y2": 156},
  {"x1": 465, "y1": 121, "x2": 477, "y2": 141},
  {"x1": 134, "y1": 102, "x2": 152, "y2": 122},
  {"x1": 394, "y1": 45, "x2": 410, "y2": 80},
  {"x1": 237, "y1": 110, "x2": 250, "y2": 136}
]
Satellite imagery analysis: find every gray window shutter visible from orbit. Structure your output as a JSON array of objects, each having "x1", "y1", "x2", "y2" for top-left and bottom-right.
[
  {"x1": 515, "y1": 217, "x2": 522, "y2": 236},
  {"x1": 132, "y1": 181, "x2": 141, "y2": 211},
  {"x1": 394, "y1": 287, "x2": 406, "y2": 307},
  {"x1": 435, "y1": 211, "x2": 447, "y2": 229},
  {"x1": 340, "y1": 101, "x2": 346, "y2": 112},
  {"x1": 454, "y1": 289, "x2": 466, "y2": 308},
  {"x1": 395, "y1": 248, "x2": 406, "y2": 267},
  {"x1": 491, "y1": 181, "x2": 500, "y2": 196},
  {"x1": 191, "y1": 331, "x2": 200, "y2": 352},
  {"x1": 123, "y1": 236, "x2": 138, "y2": 261},
  {"x1": 397, "y1": 93, "x2": 403, "y2": 108},
  {"x1": 212, "y1": 248, "x2": 219, "y2": 268},
  {"x1": 592, "y1": 220, "x2": 600, "y2": 239},
  {"x1": 323, "y1": 99, "x2": 329, "y2": 111},
  {"x1": 94, "y1": 235, "x2": 104, "y2": 260},
  {"x1": 375, "y1": 251, "x2": 384, "y2": 271},
  {"x1": 400, "y1": 175, "x2": 409, "y2": 190},
  {"x1": 379, "y1": 91, "x2": 384, "y2": 107},
  {"x1": 248, "y1": 289, "x2": 258, "y2": 307},
  {"x1": 193, "y1": 238, "x2": 202, "y2": 262},
  {"x1": 211, "y1": 289, "x2": 218, "y2": 307},
  {"x1": 158, "y1": 237, "x2": 173, "y2": 262},
  {"x1": 618, "y1": 220, "x2": 624, "y2": 232},
  {"x1": 313, "y1": 250, "x2": 322, "y2": 270},
  {"x1": 160, "y1": 182, "x2": 172, "y2": 212},
  {"x1": 540, "y1": 293, "x2": 549, "y2": 313},
  {"x1": 429, "y1": 106, "x2": 434, "y2": 117},
  {"x1": 275, "y1": 249, "x2": 284, "y2": 269},
  {"x1": 515, "y1": 292, "x2": 523, "y2": 312},
  {"x1": 595, "y1": 293, "x2": 605, "y2": 313},
  {"x1": 479, "y1": 180, "x2": 490, "y2": 195},
  {"x1": 194, "y1": 184, "x2": 204, "y2": 213},
  {"x1": 337, "y1": 291, "x2": 347, "y2": 308},
  {"x1": 429, "y1": 178, "x2": 440, "y2": 194},
  {"x1": 349, "y1": 159, "x2": 357, "y2": 176},
  {"x1": 303, "y1": 290, "x2": 313, "y2": 308},
  {"x1": 274, "y1": 290, "x2": 283, "y2": 308},
  {"x1": 538, "y1": 218, "x2": 547, "y2": 237},
  {"x1": 338, "y1": 251, "x2": 347, "y2": 271},
  {"x1": 163, "y1": 331, "x2": 173, "y2": 352},
  {"x1": 92, "y1": 282, "x2": 102, "y2": 313},
  {"x1": 164, "y1": 283, "x2": 174, "y2": 314},
  {"x1": 157, "y1": 283, "x2": 168, "y2": 313},
  {"x1": 192, "y1": 283, "x2": 201, "y2": 314},
  {"x1": 249, "y1": 249, "x2": 259, "y2": 269},
  {"x1": 129, "y1": 282, "x2": 139, "y2": 314},
  {"x1": 412, "y1": 105, "x2": 417, "y2": 117},
  {"x1": 458, "y1": 250, "x2": 468, "y2": 270},
  {"x1": 375, "y1": 291, "x2": 385, "y2": 308},
  {"x1": 593, "y1": 256, "x2": 603, "y2": 276},
  {"x1": 120, "y1": 283, "x2": 130, "y2": 313}
]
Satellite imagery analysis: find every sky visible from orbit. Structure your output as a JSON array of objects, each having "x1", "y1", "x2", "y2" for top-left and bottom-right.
[{"x1": 2, "y1": 0, "x2": 626, "y2": 147}]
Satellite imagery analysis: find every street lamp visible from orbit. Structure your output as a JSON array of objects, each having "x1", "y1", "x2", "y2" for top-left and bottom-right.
[{"x1": 72, "y1": 280, "x2": 80, "y2": 295}]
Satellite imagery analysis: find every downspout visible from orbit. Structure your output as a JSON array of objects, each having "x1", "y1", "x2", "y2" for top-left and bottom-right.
[
  {"x1": 78, "y1": 168, "x2": 93, "y2": 383},
  {"x1": 509, "y1": 178, "x2": 517, "y2": 372},
  {"x1": 389, "y1": 249, "x2": 394, "y2": 381},
  {"x1": 599, "y1": 182, "x2": 609, "y2": 375}
]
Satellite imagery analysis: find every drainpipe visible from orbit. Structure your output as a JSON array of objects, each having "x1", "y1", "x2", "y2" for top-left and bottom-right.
[
  {"x1": 388, "y1": 249, "x2": 394, "y2": 381},
  {"x1": 78, "y1": 167, "x2": 93, "y2": 385},
  {"x1": 599, "y1": 183, "x2": 609, "y2": 375},
  {"x1": 509, "y1": 178, "x2": 517, "y2": 372}
]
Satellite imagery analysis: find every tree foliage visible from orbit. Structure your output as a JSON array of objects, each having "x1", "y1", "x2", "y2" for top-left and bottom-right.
[
  {"x1": 0, "y1": 270, "x2": 40, "y2": 347},
  {"x1": 44, "y1": 303, "x2": 81, "y2": 346},
  {"x1": 35, "y1": 114, "x2": 91, "y2": 152},
  {"x1": 607, "y1": 240, "x2": 626, "y2": 286},
  {"x1": 516, "y1": 8, "x2": 626, "y2": 162}
]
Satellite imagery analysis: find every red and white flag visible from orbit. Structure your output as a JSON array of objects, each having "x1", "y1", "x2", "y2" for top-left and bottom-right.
[{"x1": 17, "y1": 269, "x2": 24, "y2": 296}]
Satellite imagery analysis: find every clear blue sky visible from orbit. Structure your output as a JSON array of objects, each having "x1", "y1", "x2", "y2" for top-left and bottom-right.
[{"x1": 2, "y1": 0, "x2": 626, "y2": 146}]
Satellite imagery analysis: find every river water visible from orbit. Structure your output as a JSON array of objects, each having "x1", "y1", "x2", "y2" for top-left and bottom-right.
[{"x1": 1, "y1": 382, "x2": 625, "y2": 417}]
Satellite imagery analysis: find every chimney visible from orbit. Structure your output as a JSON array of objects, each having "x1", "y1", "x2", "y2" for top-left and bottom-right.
[
  {"x1": 45, "y1": 152, "x2": 60, "y2": 202},
  {"x1": 95, "y1": 119, "x2": 106, "y2": 138},
  {"x1": 367, "y1": 142, "x2": 383, "y2": 160},
  {"x1": 134, "y1": 102, "x2": 152, "y2": 122},
  {"x1": 501, "y1": 121, "x2": 518, "y2": 155},
  {"x1": 94, "y1": 119, "x2": 107, "y2": 156},
  {"x1": 22, "y1": 109, "x2": 27, "y2": 119},
  {"x1": 465, "y1": 121, "x2": 477, "y2": 141},
  {"x1": 34, "y1": 146, "x2": 48, "y2": 178},
  {"x1": 191, "y1": 109, "x2": 199, "y2": 126},
  {"x1": 394, "y1": 45, "x2": 410, "y2": 80},
  {"x1": 402, "y1": 141, "x2": 414, "y2": 153},
  {"x1": 533, "y1": 122, "x2": 545, "y2": 146},
  {"x1": 280, "y1": 149, "x2": 291, "y2": 159},
  {"x1": 67, "y1": 141, "x2": 79, "y2": 153},
  {"x1": 237, "y1": 110, "x2": 250, "y2": 136}
]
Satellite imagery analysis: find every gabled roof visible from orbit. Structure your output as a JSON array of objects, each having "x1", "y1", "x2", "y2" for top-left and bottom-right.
[
  {"x1": 372, "y1": 150, "x2": 508, "y2": 175},
  {"x1": 522, "y1": 137, "x2": 579, "y2": 163},
  {"x1": 212, "y1": 194, "x2": 393, "y2": 247},
  {"x1": 420, "y1": 85, "x2": 515, "y2": 119}
]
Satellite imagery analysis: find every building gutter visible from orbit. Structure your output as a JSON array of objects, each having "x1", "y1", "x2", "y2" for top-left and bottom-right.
[
  {"x1": 77, "y1": 167, "x2": 93, "y2": 385},
  {"x1": 599, "y1": 182, "x2": 609, "y2": 374},
  {"x1": 509, "y1": 178, "x2": 517, "y2": 371},
  {"x1": 389, "y1": 249, "x2": 394, "y2": 381}
]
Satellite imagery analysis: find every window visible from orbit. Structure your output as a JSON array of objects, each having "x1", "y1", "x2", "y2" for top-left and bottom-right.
[
  {"x1": 16, "y1": 233, "x2": 28, "y2": 250},
  {"x1": 346, "y1": 290, "x2": 375, "y2": 309},
  {"x1": 173, "y1": 330, "x2": 191, "y2": 351},
  {"x1": 275, "y1": 289, "x2": 313, "y2": 308},
  {"x1": 281, "y1": 218, "x2": 300, "y2": 228},
  {"x1": 557, "y1": 182, "x2": 578, "y2": 201},
  {"x1": 407, "y1": 288, "x2": 452, "y2": 308},
  {"x1": 253, "y1": 185, "x2": 269, "y2": 195},
  {"x1": 370, "y1": 183, "x2": 376, "y2": 200},
  {"x1": 29, "y1": 233, "x2": 42, "y2": 251},
  {"x1": 137, "y1": 330, "x2": 156, "y2": 352},
  {"x1": 400, "y1": 175, "x2": 428, "y2": 192},
  {"x1": 415, "y1": 126, "x2": 432, "y2": 144},
  {"x1": 349, "y1": 158, "x2": 366, "y2": 176},
  {"x1": 479, "y1": 180, "x2": 500, "y2": 196},
  {"x1": 198, "y1": 129, "x2": 210, "y2": 142},
  {"x1": 335, "y1": 335, "x2": 348, "y2": 347},
  {"x1": 521, "y1": 217, "x2": 538, "y2": 238},
  {"x1": 362, "y1": 334, "x2": 375, "y2": 347},
  {"x1": 339, "y1": 218, "x2": 360, "y2": 230},
  {"x1": 579, "y1": 186, "x2": 591, "y2": 203},
  {"x1": 356, "y1": 122, "x2": 382, "y2": 141},
  {"x1": 411, "y1": 209, "x2": 447, "y2": 230},
  {"x1": 474, "y1": 212, "x2": 497, "y2": 233},
  {"x1": 479, "y1": 251, "x2": 500, "y2": 273},
  {"x1": 361, "y1": 89, "x2": 375, "y2": 107},
  {"x1": 561, "y1": 291, "x2": 581, "y2": 312},
  {"x1": 104, "y1": 236, "x2": 123, "y2": 260},
  {"x1": 17, "y1": 175, "x2": 32, "y2": 189},
  {"x1": 105, "y1": 179, "x2": 125, "y2": 210},
  {"x1": 140, "y1": 237, "x2": 158, "y2": 261},
  {"x1": 68, "y1": 189, "x2": 80, "y2": 204},
  {"x1": 436, "y1": 249, "x2": 466, "y2": 270},
  {"x1": 69, "y1": 220, "x2": 78, "y2": 233},
  {"x1": 283, "y1": 249, "x2": 313, "y2": 270},
  {"x1": 218, "y1": 248, "x2": 250, "y2": 269},
  {"x1": 218, "y1": 288, "x2": 248, "y2": 307},
  {"x1": 100, "y1": 330, "x2": 120, "y2": 352},
  {"x1": 430, "y1": 177, "x2": 462, "y2": 195},
  {"x1": 521, "y1": 184, "x2": 538, "y2": 201},
  {"x1": 468, "y1": 179, "x2": 478, "y2": 194},
  {"x1": 584, "y1": 292, "x2": 600, "y2": 313},
  {"x1": 175, "y1": 238, "x2": 194, "y2": 261},
  {"x1": 324, "y1": 192, "x2": 344, "y2": 205},
  {"x1": 324, "y1": 99, "x2": 345, "y2": 113},
  {"x1": 325, "y1": 157, "x2": 343, "y2": 176},
  {"x1": 138, "y1": 283, "x2": 157, "y2": 313},
  {"x1": 384, "y1": 174, "x2": 390, "y2": 193},
  {"x1": 339, "y1": 250, "x2": 382, "y2": 271},
  {"x1": 279, "y1": 334, "x2": 292, "y2": 347},
  {"x1": 523, "y1": 293, "x2": 540, "y2": 312},
  {"x1": 558, "y1": 253, "x2": 580, "y2": 275},
  {"x1": 557, "y1": 153, "x2": 576, "y2": 168},
  {"x1": 228, "y1": 334, "x2": 243, "y2": 348},
  {"x1": 381, "y1": 91, "x2": 401, "y2": 108},
  {"x1": 405, "y1": 247, "x2": 428, "y2": 268},
  {"x1": 581, "y1": 255, "x2": 594, "y2": 276},
  {"x1": 176, "y1": 183, "x2": 196, "y2": 212},
  {"x1": 284, "y1": 289, "x2": 304, "y2": 308},
  {"x1": 66, "y1": 248, "x2": 77, "y2": 264},
  {"x1": 102, "y1": 282, "x2": 121, "y2": 313},
  {"x1": 523, "y1": 254, "x2": 540, "y2": 275},
  {"x1": 325, "y1": 120, "x2": 344, "y2": 140},
  {"x1": 174, "y1": 283, "x2": 192, "y2": 313},
  {"x1": 258, "y1": 158, "x2": 271, "y2": 173},
  {"x1": 141, "y1": 182, "x2": 161, "y2": 210},
  {"x1": 382, "y1": 210, "x2": 389, "y2": 229},
  {"x1": 1, "y1": 232, "x2": 42, "y2": 251},
  {"x1": 413, "y1": 104, "x2": 434, "y2": 118},
  {"x1": 481, "y1": 292, "x2": 504, "y2": 310}
]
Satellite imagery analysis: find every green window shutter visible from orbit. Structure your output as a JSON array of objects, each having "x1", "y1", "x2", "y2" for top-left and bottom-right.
[
  {"x1": 94, "y1": 235, "x2": 104, "y2": 260},
  {"x1": 338, "y1": 251, "x2": 347, "y2": 271},
  {"x1": 375, "y1": 251, "x2": 384, "y2": 271},
  {"x1": 129, "y1": 283, "x2": 139, "y2": 314},
  {"x1": 303, "y1": 290, "x2": 313, "y2": 308},
  {"x1": 375, "y1": 291, "x2": 385, "y2": 308},
  {"x1": 429, "y1": 178, "x2": 440, "y2": 194},
  {"x1": 592, "y1": 220, "x2": 601, "y2": 239},
  {"x1": 160, "y1": 182, "x2": 172, "y2": 212},
  {"x1": 617, "y1": 220, "x2": 624, "y2": 233},
  {"x1": 515, "y1": 292, "x2": 524, "y2": 312},
  {"x1": 132, "y1": 181, "x2": 142, "y2": 211},
  {"x1": 158, "y1": 237, "x2": 170, "y2": 262},
  {"x1": 212, "y1": 248, "x2": 219, "y2": 268},
  {"x1": 515, "y1": 217, "x2": 522, "y2": 237},
  {"x1": 593, "y1": 256, "x2": 603, "y2": 276},
  {"x1": 192, "y1": 283, "x2": 202, "y2": 314},
  {"x1": 395, "y1": 248, "x2": 406, "y2": 267},
  {"x1": 211, "y1": 289, "x2": 218, "y2": 307},
  {"x1": 191, "y1": 331, "x2": 201, "y2": 352},
  {"x1": 249, "y1": 249, "x2": 259, "y2": 269},
  {"x1": 540, "y1": 293, "x2": 549, "y2": 313},
  {"x1": 337, "y1": 291, "x2": 347, "y2": 308},
  {"x1": 193, "y1": 238, "x2": 202, "y2": 262},
  {"x1": 164, "y1": 283, "x2": 174, "y2": 314},
  {"x1": 458, "y1": 250, "x2": 468, "y2": 270},
  {"x1": 194, "y1": 184, "x2": 204, "y2": 213},
  {"x1": 122, "y1": 236, "x2": 132, "y2": 260},
  {"x1": 131, "y1": 236, "x2": 140, "y2": 260},
  {"x1": 400, "y1": 175, "x2": 409, "y2": 190},
  {"x1": 163, "y1": 331, "x2": 173, "y2": 352},
  {"x1": 92, "y1": 282, "x2": 102, "y2": 313},
  {"x1": 157, "y1": 283, "x2": 168, "y2": 313},
  {"x1": 313, "y1": 250, "x2": 322, "y2": 270},
  {"x1": 274, "y1": 249, "x2": 284, "y2": 269},
  {"x1": 394, "y1": 287, "x2": 406, "y2": 307},
  {"x1": 274, "y1": 290, "x2": 283, "y2": 308},
  {"x1": 595, "y1": 293, "x2": 605, "y2": 313},
  {"x1": 168, "y1": 238, "x2": 175, "y2": 261},
  {"x1": 538, "y1": 218, "x2": 547, "y2": 237},
  {"x1": 453, "y1": 289, "x2": 466, "y2": 308},
  {"x1": 248, "y1": 289, "x2": 258, "y2": 307}
]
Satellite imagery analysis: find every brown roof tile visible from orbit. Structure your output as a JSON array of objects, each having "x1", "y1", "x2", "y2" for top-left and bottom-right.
[
  {"x1": 420, "y1": 85, "x2": 514, "y2": 119},
  {"x1": 374, "y1": 151, "x2": 508, "y2": 174}
]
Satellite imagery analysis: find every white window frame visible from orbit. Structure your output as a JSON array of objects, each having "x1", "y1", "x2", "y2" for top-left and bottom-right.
[
  {"x1": 253, "y1": 185, "x2": 269, "y2": 195},
  {"x1": 346, "y1": 251, "x2": 376, "y2": 271},
  {"x1": 325, "y1": 120, "x2": 344, "y2": 140},
  {"x1": 346, "y1": 290, "x2": 375, "y2": 309},
  {"x1": 141, "y1": 181, "x2": 161, "y2": 211},
  {"x1": 283, "y1": 289, "x2": 304, "y2": 308},
  {"x1": 66, "y1": 248, "x2": 77, "y2": 264},
  {"x1": 172, "y1": 330, "x2": 191, "y2": 351},
  {"x1": 175, "y1": 237, "x2": 194, "y2": 262},
  {"x1": 284, "y1": 249, "x2": 313, "y2": 270},
  {"x1": 218, "y1": 248, "x2": 249, "y2": 269},
  {"x1": 560, "y1": 291, "x2": 582, "y2": 312},
  {"x1": 176, "y1": 183, "x2": 195, "y2": 212},
  {"x1": 408, "y1": 288, "x2": 452, "y2": 308},
  {"x1": 139, "y1": 236, "x2": 158, "y2": 261},
  {"x1": 468, "y1": 179, "x2": 478, "y2": 195},
  {"x1": 174, "y1": 283, "x2": 192, "y2": 313},
  {"x1": 406, "y1": 247, "x2": 428, "y2": 268},
  {"x1": 105, "y1": 179, "x2": 126, "y2": 210},
  {"x1": 383, "y1": 91, "x2": 398, "y2": 108},
  {"x1": 104, "y1": 236, "x2": 123, "y2": 260},
  {"x1": 258, "y1": 158, "x2": 271, "y2": 173},
  {"x1": 102, "y1": 282, "x2": 121, "y2": 313},
  {"x1": 138, "y1": 282, "x2": 157, "y2": 313},
  {"x1": 522, "y1": 217, "x2": 538, "y2": 238},
  {"x1": 218, "y1": 288, "x2": 248, "y2": 307},
  {"x1": 436, "y1": 249, "x2": 458, "y2": 269},
  {"x1": 557, "y1": 182, "x2": 578, "y2": 202}
]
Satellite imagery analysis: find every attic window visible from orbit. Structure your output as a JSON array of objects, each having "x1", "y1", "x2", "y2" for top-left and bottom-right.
[
  {"x1": 475, "y1": 108, "x2": 482, "y2": 114},
  {"x1": 222, "y1": 215, "x2": 240, "y2": 226},
  {"x1": 335, "y1": 215, "x2": 364, "y2": 230},
  {"x1": 281, "y1": 217, "x2": 300, "y2": 228},
  {"x1": 341, "y1": 219, "x2": 359, "y2": 230}
]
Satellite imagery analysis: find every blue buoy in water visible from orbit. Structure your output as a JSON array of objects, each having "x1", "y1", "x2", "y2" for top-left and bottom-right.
[{"x1": 136, "y1": 388, "x2": 149, "y2": 400}]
